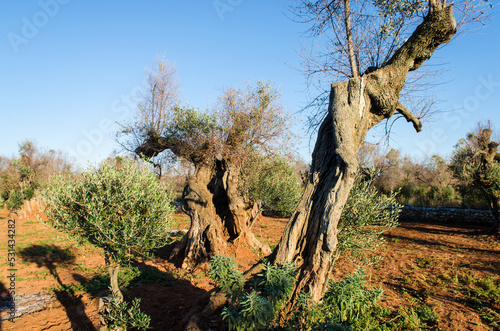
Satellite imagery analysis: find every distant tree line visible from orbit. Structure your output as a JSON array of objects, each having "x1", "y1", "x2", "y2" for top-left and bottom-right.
[
  {"x1": 358, "y1": 122, "x2": 499, "y2": 217},
  {"x1": 0, "y1": 140, "x2": 75, "y2": 210}
]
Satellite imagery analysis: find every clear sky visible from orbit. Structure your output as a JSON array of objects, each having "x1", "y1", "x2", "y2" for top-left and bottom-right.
[{"x1": 1, "y1": 1, "x2": 499, "y2": 167}]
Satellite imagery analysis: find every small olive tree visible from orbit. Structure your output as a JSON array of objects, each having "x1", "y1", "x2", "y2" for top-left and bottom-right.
[{"x1": 41, "y1": 159, "x2": 174, "y2": 321}]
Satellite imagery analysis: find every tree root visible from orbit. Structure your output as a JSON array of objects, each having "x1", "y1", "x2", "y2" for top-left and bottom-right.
[
  {"x1": 182, "y1": 289, "x2": 227, "y2": 331},
  {"x1": 181, "y1": 260, "x2": 265, "y2": 330}
]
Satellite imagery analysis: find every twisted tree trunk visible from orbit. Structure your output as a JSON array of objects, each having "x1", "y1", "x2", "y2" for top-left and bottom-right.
[
  {"x1": 170, "y1": 160, "x2": 270, "y2": 269},
  {"x1": 170, "y1": 162, "x2": 227, "y2": 269},
  {"x1": 136, "y1": 132, "x2": 270, "y2": 269},
  {"x1": 271, "y1": 2, "x2": 457, "y2": 301},
  {"x1": 271, "y1": 79, "x2": 370, "y2": 301}
]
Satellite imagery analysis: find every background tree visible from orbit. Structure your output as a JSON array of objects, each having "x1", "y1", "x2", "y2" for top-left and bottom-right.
[
  {"x1": 0, "y1": 140, "x2": 75, "y2": 209},
  {"x1": 359, "y1": 144, "x2": 458, "y2": 206},
  {"x1": 121, "y1": 64, "x2": 295, "y2": 269},
  {"x1": 117, "y1": 56, "x2": 181, "y2": 179},
  {"x1": 450, "y1": 122, "x2": 500, "y2": 233},
  {"x1": 270, "y1": 0, "x2": 489, "y2": 302},
  {"x1": 41, "y1": 159, "x2": 174, "y2": 305}
]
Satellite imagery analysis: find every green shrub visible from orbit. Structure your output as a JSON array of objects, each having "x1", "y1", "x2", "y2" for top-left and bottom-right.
[
  {"x1": 416, "y1": 305, "x2": 439, "y2": 326},
  {"x1": 209, "y1": 255, "x2": 245, "y2": 297},
  {"x1": 41, "y1": 159, "x2": 174, "y2": 264},
  {"x1": 5, "y1": 189, "x2": 24, "y2": 210},
  {"x1": 222, "y1": 291, "x2": 273, "y2": 331},
  {"x1": 324, "y1": 268, "x2": 383, "y2": 325},
  {"x1": 337, "y1": 174, "x2": 401, "y2": 257},
  {"x1": 100, "y1": 296, "x2": 151, "y2": 331},
  {"x1": 240, "y1": 155, "x2": 303, "y2": 217},
  {"x1": 282, "y1": 269, "x2": 391, "y2": 331},
  {"x1": 209, "y1": 256, "x2": 297, "y2": 331}
]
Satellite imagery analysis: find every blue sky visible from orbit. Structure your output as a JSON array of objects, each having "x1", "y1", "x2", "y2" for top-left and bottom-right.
[{"x1": 1, "y1": 1, "x2": 499, "y2": 167}]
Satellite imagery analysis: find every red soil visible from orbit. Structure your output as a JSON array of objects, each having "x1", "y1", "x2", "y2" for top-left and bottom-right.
[{"x1": 1, "y1": 207, "x2": 498, "y2": 330}]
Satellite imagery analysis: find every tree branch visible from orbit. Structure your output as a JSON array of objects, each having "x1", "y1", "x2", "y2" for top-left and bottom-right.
[
  {"x1": 396, "y1": 102, "x2": 422, "y2": 132},
  {"x1": 385, "y1": 3, "x2": 456, "y2": 73}
]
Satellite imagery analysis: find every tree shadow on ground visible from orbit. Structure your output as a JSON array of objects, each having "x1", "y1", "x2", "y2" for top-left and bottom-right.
[
  {"x1": 18, "y1": 244, "x2": 96, "y2": 330},
  {"x1": 399, "y1": 222, "x2": 498, "y2": 237},
  {"x1": 0, "y1": 281, "x2": 14, "y2": 328},
  {"x1": 384, "y1": 280, "x2": 459, "y2": 304},
  {"x1": 384, "y1": 223, "x2": 500, "y2": 255},
  {"x1": 385, "y1": 232, "x2": 500, "y2": 255},
  {"x1": 153, "y1": 234, "x2": 186, "y2": 267},
  {"x1": 76, "y1": 258, "x2": 209, "y2": 331},
  {"x1": 128, "y1": 263, "x2": 210, "y2": 331}
]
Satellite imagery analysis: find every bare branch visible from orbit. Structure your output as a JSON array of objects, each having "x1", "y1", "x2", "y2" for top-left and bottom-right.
[{"x1": 396, "y1": 102, "x2": 422, "y2": 132}]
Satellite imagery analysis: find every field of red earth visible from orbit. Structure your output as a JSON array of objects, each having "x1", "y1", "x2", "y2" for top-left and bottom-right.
[{"x1": 0, "y1": 205, "x2": 499, "y2": 331}]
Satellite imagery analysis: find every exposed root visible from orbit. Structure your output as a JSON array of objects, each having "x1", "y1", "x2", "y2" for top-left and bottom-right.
[
  {"x1": 182, "y1": 289, "x2": 227, "y2": 331},
  {"x1": 181, "y1": 260, "x2": 266, "y2": 330}
]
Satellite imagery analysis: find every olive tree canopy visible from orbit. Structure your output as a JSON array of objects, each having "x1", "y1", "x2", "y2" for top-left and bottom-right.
[{"x1": 119, "y1": 64, "x2": 296, "y2": 268}]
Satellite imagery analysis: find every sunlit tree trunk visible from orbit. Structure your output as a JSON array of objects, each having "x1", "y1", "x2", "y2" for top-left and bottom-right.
[
  {"x1": 271, "y1": 2, "x2": 457, "y2": 301},
  {"x1": 170, "y1": 160, "x2": 270, "y2": 269}
]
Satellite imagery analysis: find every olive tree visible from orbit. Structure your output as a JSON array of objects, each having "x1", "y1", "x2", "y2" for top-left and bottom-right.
[
  {"x1": 450, "y1": 122, "x2": 500, "y2": 233},
  {"x1": 120, "y1": 67, "x2": 295, "y2": 269},
  {"x1": 269, "y1": 0, "x2": 491, "y2": 302},
  {"x1": 41, "y1": 159, "x2": 174, "y2": 302}
]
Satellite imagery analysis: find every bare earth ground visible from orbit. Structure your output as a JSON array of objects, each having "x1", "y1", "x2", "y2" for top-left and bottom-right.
[{"x1": 0, "y1": 206, "x2": 499, "y2": 331}]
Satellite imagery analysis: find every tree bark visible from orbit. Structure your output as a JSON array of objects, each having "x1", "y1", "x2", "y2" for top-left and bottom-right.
[
  {"x1": 105, "y1": 253, "x2": 123, "y2": 303},
  {"x1": 170, "y1": 160, "x2": 270, "y2": 269},
  {"x1": 271, "y1": 80, "x2": 369, "y2": 302},
  {"x1": 271, "y1": 2, "x2": 457, "y2": 302},
  {"x1": 343, "y1": 0, "x2": 359, "y2": 78},
  {"x1": 170, "y1": 162, "x2": 227, "y2": 269}
]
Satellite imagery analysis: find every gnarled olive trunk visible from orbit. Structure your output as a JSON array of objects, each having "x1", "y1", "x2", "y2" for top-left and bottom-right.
[
  {"x1": 170, "y1": 162, "x2": 227, "y2": 269},
  {"x1": 272, "y1": 80, "x2": 371, "y2": 301},
  {"x1": 171, "y1": 160, "x2": 270, "y2": 269},
  {"x1": 135, "y1": 134, "x2": 270, "y2": 269},
  {"x1": 103, "y1": 252, "x2": 123, "y2": 302},
  {"x1": 271, "y1": 3, "x2": 457, "y2": 301}
]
